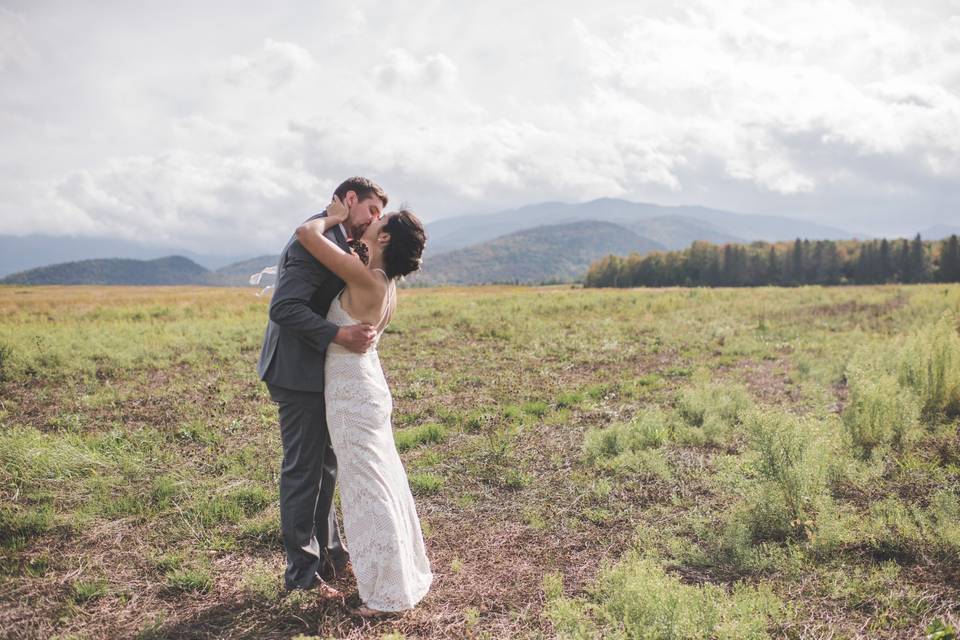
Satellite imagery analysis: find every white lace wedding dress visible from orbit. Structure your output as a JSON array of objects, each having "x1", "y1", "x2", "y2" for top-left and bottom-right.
[{"x1": 324, "y1": 275, "x2": 433, "y2": 611}]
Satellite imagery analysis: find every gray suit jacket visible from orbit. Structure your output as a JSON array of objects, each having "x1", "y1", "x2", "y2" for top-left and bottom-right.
[{"x1": 257, "y1": 212, "x2": 348, "y2": 392}]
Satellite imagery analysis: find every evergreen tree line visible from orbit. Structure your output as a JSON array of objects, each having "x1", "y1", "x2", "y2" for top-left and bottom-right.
[{"x1": 584, "y1": 234, "x2": 960, "y2": 288}]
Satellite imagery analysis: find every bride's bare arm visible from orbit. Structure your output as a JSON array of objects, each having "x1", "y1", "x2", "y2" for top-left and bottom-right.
[{"x1": 295, "y1": 198, "x2": 380, "y2": 293}]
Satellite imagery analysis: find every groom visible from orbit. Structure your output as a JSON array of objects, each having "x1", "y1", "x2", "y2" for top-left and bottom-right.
[{"x1": 258, "y1": 176, "x2": 388, "y2": 590}]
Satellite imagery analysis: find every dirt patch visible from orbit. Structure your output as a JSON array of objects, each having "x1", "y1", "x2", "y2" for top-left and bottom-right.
[
  {"x1": 716, "y1": 356, "x2": 805, "y2": 410},
  {"x1": 803, "y1": 293, "x2": 908, "y2": 319}
]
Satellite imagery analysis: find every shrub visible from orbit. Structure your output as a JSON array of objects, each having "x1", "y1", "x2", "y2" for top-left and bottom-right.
[
  {"x1": 543, "y1": 573, "x2": 596, "y2": 639},
  {"x1": 896, "y1": 313, "x2": 960, "y2": 420},
  {"x1": 747, "y1": 411, "x2": 829, "y2": 538},
  {"x1": 842, "y1": 366, "x2": 921, "y2": 458},
  {"x1": 0, "y1": 341, "x2": 11, "y2": 381}
]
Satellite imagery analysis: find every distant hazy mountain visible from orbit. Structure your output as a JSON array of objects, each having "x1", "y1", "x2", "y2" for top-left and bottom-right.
[
  {"x1": 412, "y1": 221, "x2": 665, "y2": 285},
  {"x1": 0, "y1": 253, "x2": 287, "y2": 287},
  {"x1": 209, "y1": 255, "x2": 280, "y2": 286},
  {"x1": 1, "y1": 256, "x2": 211, "y2": 285},
  {"x1": 425, "y1": 198, "x2": 864, "y2": 255},
  {"x1": 920, "y1": 224, "x2": 960, "y2": 240},
  {"x1": 627, "y1": 216, "x2": 744, "y2": 250},
  {"x1": 0, "y1": 234, "x2": 250, "y2": 277}
]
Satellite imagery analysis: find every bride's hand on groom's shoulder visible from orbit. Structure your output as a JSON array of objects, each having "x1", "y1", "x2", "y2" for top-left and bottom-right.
[{"x1": 326, "y1": 195, "x2": 349, "y2": 224}]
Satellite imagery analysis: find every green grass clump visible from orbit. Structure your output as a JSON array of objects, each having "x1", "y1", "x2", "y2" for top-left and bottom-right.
[
  {"x1": 166, "y1": 567, "x2": 213, "y2": 593},
  {"x1": 522, "y1": 400, "x2": 550, "y2": 418},
  {"x1": 546, "y1": 553, "x2": 780, "y2": 639},
  {"x1": 237, "y1": 514, "x2": 280, "y2": 546},
  {"x1": 152, "y1": 552, "x2": 184, "y2": 574},
  {"x1": 555, "y1": 391, "x2": 584, "y2": 409},
  {"x1": 0, "y1": 427, "x2": 107, "y2": 487},
  {"x1": 926, "y1": 619, "x2": 958, "y2": 639},
  {"x1": 189, "y1": 485, "x2": 272, "y2": 527},
  {"x1": 584, "y1": 408, "x2": 671, "y2": 462},
  {"x1": 583, "y1": 408, "x2": 675, "y2": 480},
  {"x1": 502, "y1": 468, "x2": 532, "y2": 489},
  {"x1": 0, "y1": 504, "x2": 54, "y2": 549},
  {"x1": 394, "y1": 423, "x2": 447, "y2": 452},
  {"x1": 584, "y1": 383, "x2": 619, "y2": 401},
  {"x1": 241, "y1": 560, "x2": 280, "y2": 600},
  {"x1": 408, "y1": 472, "x2": 444, "y2": 495},
  {"x1": 857, "y1": 491, "x2": 960, "y2": 561},
  {"x1": 72, "y1": 579, "x2": 108, "y2": 604},
  {"x1": 674, "y1": 383, "x2": 752, "y2": 447},
  {"x1": 175, "y1": 420, "x2": 221, "y2": 445},
  {"x1": 842, "y1": 366, "x2": 920, "y2": 458}
]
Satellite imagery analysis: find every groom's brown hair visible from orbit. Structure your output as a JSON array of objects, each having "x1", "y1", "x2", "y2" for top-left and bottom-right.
[{"x1": 334, "y1": 177, "x2": 388, "y2": 207}]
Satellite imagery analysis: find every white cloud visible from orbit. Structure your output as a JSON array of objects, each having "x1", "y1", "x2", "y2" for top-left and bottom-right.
[
  {"x1": 0, "y1": 8, "x2": 34, "y2": 72},
  {"x1": 226, "y1": 38, "x2": 315, "y2": 89},
  {"x1": 1, "y1": 0, "x2": 959, "y2": 248},
  {"x1": 374, "y1": 49, "x2": 458, "y2": 90},
  {"x1": 45, "y1": 152, "x2": 328, "y2": 252},
  {"x1": 568, "y1": 1, "x2": 960, "y2": 198}
]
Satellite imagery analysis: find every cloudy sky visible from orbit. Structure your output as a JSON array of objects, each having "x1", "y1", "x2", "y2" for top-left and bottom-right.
[{"x1": 1, "y1": 0, "x2": 958, "y2": 254}]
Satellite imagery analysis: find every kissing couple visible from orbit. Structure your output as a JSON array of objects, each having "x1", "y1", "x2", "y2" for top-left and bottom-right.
[{"x1": 257, "y1": 176, "x2": 432, "y2": 616}]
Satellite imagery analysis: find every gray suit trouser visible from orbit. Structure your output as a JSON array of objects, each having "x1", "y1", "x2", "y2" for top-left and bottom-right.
[{"x1": 268, "y1": 383, "x2": 348, "y2": 589}]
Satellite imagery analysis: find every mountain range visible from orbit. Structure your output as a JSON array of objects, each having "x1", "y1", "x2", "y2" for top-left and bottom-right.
[
  {"x1": 411, "y1": 221, "x2": 665, "y2": 285},
  {"x1": 3, "y1": 198, "x2": 940, "y2": 286},
  {"x1": 0, "y1": 234, "x2": 250, "y2": 278},
  {"x1": 1, "y1": 255, "x2": 278, "y2": 287},
  {"x1": 425, "y1": 198, "x2": 865, "y2": 254}
]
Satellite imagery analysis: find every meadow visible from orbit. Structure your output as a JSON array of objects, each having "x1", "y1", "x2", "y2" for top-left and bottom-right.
[{"x1": 0, "y1": 283, "x2": 958, "y2": 639}]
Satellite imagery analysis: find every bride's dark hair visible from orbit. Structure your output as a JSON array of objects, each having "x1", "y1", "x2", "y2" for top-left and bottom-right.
[{"x1": 381, "y1": 210, "x2": 426, "y2": 279}]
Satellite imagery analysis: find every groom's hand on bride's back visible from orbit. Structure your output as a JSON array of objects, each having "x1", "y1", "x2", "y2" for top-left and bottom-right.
[{"x1": 334, "y1": 323, "x2": 377, "y2": 353}]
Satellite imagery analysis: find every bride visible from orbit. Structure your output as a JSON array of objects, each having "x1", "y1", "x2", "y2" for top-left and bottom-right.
[{"x1": 295, "y1": 197, "x2": 432, "y2": 616}]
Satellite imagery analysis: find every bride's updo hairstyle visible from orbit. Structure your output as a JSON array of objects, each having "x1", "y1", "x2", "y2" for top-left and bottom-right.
[{"x1": 381, "y1": 210, "x2": 426, "y2": 279}]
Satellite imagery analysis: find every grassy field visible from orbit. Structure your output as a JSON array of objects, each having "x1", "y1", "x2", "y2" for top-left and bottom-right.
[{"x1": 1, "y1": 283, "x2": 959, "y2": 639}]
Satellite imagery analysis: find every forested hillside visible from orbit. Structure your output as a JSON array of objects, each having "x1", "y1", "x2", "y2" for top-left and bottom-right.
[
  {"x1": 415, "y1": 221, "x2": 665, "y2": 285},
  {"x1": 586, "y1": 234, "x2": 960, "y2": 287}
]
